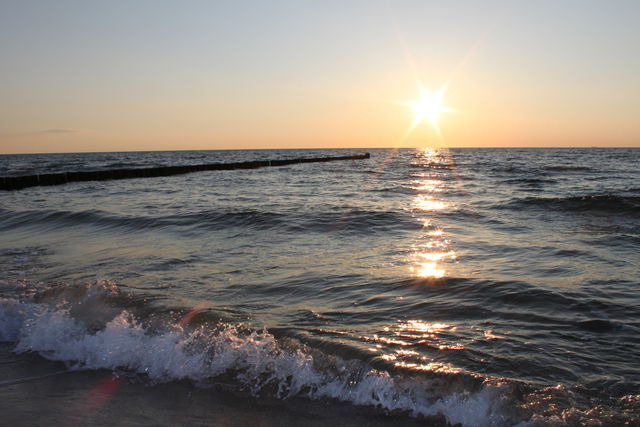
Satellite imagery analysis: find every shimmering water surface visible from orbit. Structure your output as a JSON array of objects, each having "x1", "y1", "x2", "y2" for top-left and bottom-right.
[{"x1": 1, "y1": 148, "x2": 639, "y2": 425}]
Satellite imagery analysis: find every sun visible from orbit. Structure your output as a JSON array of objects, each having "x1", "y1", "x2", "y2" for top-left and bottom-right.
[{"x1": 401, "y1": 84, "x2": 453, "y2": 137}]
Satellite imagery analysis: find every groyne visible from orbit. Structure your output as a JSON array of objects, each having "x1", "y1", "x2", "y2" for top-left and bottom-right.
[{"x1": 0, "y1": 153, "x2": 370, "y2": 191}]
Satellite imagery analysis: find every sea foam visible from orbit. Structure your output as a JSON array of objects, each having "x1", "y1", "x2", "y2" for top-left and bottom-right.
[{"x1": 0, "y1": 281, "x2": 515, "y2": 427}]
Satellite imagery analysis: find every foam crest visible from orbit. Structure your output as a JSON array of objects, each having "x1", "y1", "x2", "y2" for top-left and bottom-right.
[{"x1": 0, "y1": 287, "x2": 516, "y2": 426}]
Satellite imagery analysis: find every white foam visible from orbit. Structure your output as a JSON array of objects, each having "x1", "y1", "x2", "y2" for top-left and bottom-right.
[{"x1": 0, "y1": 291, "x2": 516, "y2": 426}]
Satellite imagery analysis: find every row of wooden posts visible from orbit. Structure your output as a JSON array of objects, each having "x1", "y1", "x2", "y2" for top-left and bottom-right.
[{"x1": 0, "y1": 153, "x2": 370, "y2": 191}]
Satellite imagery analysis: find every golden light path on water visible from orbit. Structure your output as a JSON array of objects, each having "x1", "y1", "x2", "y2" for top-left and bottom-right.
[
  {"x1": 410, "y1": 148, "x2": 457, "y2": 280},
  {"x1": 364, "y1": 148, "x2": 466, "y2": 375},
  {"x1": 366, "y1": 320, "x2": 462, "y2": 374}
]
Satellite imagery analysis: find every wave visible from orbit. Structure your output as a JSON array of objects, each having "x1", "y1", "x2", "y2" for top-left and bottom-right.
[
  {"x1": 409, "y1": 163, "x2": 457, "y2": 170},
  {"x1": 1, "y1": 280, "x2": 638, "y2": 425},
  {"x1": 0, "y1": 280, "x2": 519, "y2": 426},
  {"x1": 501, "y1": 178, "x2": 558, "y2": 186},
  {"x1": 400, "y1": 278, "x2": 640, "y2": 329},
  {"x1": 542, "y1": 165, "x2": 592, "y2": 171},
  {"x1": 489, "y1": 166, "x2": 528, "y2": 174},
  {"x1": 370, "y1": 186, "x2": 416, "y2": 195},
  {"x1": 0, "y1": 208, "x2": 418, "y2": 235},
  {"x1": 497, "y1": 195, "x2": 640, "y2": 215},
  {"x1": 104, "y1": 162, "x2": 150, "y2": 169}
]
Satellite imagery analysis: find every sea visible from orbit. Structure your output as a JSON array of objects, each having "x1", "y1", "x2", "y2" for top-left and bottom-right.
[{"x1": 0, "y1": 148, "x2": 638, "y2": 426}]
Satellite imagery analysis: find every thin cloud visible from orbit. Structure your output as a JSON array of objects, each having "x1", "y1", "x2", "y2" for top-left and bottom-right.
[
  {"x1": 0, "y1": 129, "x2": 77, "y2": 137},
  {"x1": 37, "y1": 129, "x2": 77, "y2": 135}
]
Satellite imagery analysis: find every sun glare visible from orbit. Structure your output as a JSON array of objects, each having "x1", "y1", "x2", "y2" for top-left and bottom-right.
[{"x1": 401, "y1": 84, "x2": 453, "y2": 139}]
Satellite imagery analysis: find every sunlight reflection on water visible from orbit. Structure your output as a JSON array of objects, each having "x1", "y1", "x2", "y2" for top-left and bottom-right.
[
  {"x1": 367, "y1": 319, "x2": 464, "y2": 373},
  {"x1": 414, "y1": 195, "x2": 448, "y2": 211},
  {"x1": 410, "y1": 148, "x2": 457, "y2": 279}
]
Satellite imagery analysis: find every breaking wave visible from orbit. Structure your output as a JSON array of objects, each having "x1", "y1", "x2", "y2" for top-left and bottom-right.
[
  {"x1": 0, "y1": 280, "x2": 519, "y2": 426},
  {"x1": 1, "y1": 280, "x2": 637, "y2": 426}
]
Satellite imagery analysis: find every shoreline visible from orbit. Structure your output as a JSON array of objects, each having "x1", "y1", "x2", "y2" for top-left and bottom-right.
[{"x1": 0, "y1": 344, "x2": 438, "y2": 427}]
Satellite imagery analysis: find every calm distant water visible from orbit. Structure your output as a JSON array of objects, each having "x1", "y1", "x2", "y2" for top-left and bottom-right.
[{"x1": 1, "y1": 148, "x2": 639, "y2": 426}]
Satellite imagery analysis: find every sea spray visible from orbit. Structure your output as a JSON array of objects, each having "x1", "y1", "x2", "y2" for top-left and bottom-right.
[{"x1": 1, "y1": 280, "x2": 519, "y2": 426}]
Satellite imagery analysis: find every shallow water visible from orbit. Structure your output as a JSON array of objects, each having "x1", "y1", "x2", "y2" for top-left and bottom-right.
[{"x1": 1, "y1": 148, "x2": 639, "y2": 425}]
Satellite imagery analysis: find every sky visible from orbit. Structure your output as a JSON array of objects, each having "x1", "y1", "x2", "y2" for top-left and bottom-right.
[{"x1": 1, "y1": 0, "x2": 639, "y2": 154}]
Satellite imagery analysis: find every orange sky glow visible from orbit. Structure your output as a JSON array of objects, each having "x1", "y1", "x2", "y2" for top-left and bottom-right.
[{"x1": 1, "y1": 1, "x2": 639, "y2": 154}]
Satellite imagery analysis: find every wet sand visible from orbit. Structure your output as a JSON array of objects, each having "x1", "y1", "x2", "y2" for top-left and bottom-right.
[{"x1": 0, "y1": 344, "x2": 443, "y2": 427}]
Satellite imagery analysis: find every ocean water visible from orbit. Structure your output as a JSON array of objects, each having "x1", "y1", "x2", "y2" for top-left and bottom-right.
[{"x1": 0, "y1": 148, "x2": 638, "y2": 426}]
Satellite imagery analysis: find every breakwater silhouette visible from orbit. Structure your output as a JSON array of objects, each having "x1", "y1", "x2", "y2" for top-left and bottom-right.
[{"x1": 0, "y1": 153, "x2": 370, "y2": 190}]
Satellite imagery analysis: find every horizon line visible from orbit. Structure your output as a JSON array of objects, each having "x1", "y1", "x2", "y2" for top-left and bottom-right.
[{"x1": 2, "y1": 145, "x2": 640, "y2": 156}]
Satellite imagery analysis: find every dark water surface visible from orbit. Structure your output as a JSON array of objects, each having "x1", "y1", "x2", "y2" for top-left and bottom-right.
[{"x1": 1, "y1": 148, "x2": 639, "y2": 426}]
